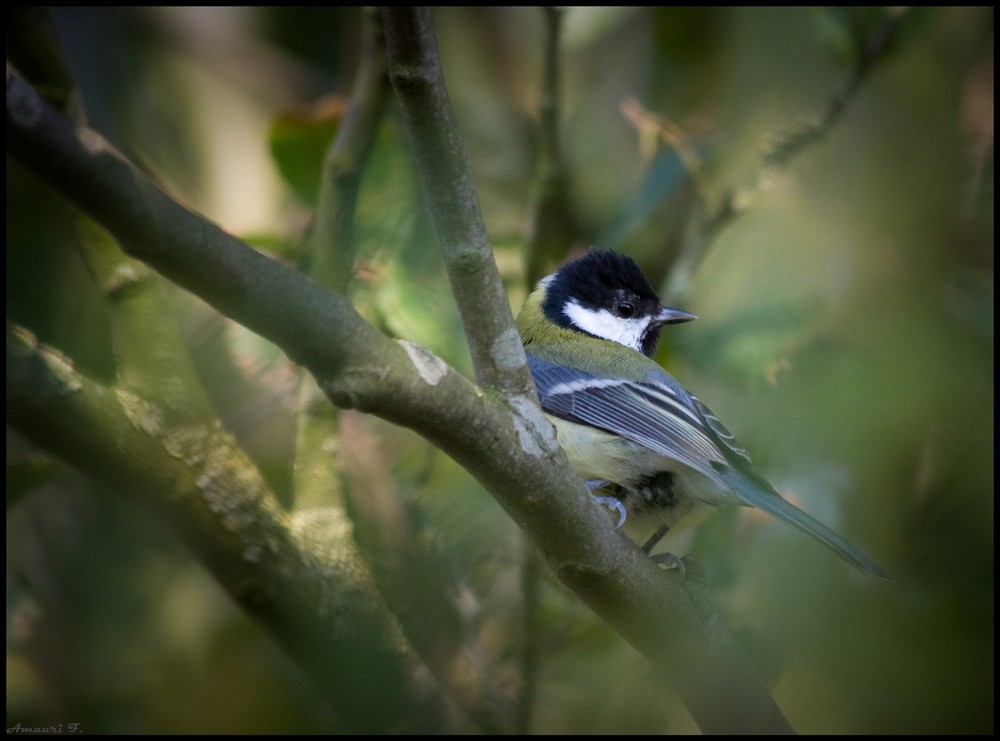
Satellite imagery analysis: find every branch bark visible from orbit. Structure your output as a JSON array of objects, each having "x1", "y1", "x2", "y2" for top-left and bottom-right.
[
  {"x1": 380, "y1": 7, "x2": 533, "y2": 398},
  {"x1": 6, "y1": 324, "x2": 450, "y2": 733}
]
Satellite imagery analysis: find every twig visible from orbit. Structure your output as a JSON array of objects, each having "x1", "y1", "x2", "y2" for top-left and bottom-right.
[
  {"x1": 525, "y1": 6, "x2": 575, "y2": 285},
  {"x1": 664, "y1": 8, "x2": 911, "y2": 304},
  {"x1": 307, "y1": 7, "x2": 391, "y2": 294},
  {"x1": 294, "y1": 7, "x2": 390, "y2": 512},
  {"x1": 761, "y1": 8, "x2": 910, "y2": 172}
]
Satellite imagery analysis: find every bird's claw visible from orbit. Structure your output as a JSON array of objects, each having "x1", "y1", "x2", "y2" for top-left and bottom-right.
[
  {"x1": 650, "y1": 551, "x2": 687, "y2": 578},
  {"x1": 594, "y1": 495, "x2": 627, "y2": 529}
]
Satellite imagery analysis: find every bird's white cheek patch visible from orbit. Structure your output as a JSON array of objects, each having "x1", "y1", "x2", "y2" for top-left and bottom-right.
[{"x1": 563, "y1": 300, "x2": 647, "y2": 353}]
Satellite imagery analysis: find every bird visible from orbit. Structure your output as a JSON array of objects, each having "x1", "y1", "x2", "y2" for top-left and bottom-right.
[{"x1": 515, "y1": 248, "x2": 890, "y2": 579}]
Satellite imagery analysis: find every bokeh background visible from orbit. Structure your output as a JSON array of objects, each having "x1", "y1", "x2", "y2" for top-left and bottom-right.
[{"x1": 7, "y1": 7, "x2": 993, "y2": 734}]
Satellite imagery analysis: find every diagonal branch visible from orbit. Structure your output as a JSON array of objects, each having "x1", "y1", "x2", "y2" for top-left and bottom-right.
[{"x1": 6, "y1": 324, "x2": 450, "y2": 733}]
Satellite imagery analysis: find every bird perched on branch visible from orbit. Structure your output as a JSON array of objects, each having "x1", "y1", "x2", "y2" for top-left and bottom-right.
[{"x1": 516, "y1": 248, "x2": 889, "y2": 579}]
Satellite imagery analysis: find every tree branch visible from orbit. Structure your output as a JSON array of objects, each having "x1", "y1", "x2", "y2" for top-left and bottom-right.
[
  {"x1": 9, "y1": 12, "x2": 461, "y2": 727},
  {"x1": 6, "y1": 324, "x2": 452, "y2": 733},
  {"x1": 659, "y1": 7, "x2": 911, "y2": 305},
  {"x1": 379, "y1": 7, "x2": 533, "y2": 397},
  {"x1": 307, "y1": 6, "x2": 391, "y2": 294}
]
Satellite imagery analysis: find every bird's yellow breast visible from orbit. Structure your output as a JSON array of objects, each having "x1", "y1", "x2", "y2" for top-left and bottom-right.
[{"x1": 547, "y1": 415, "x2": 659, "y2": 487}]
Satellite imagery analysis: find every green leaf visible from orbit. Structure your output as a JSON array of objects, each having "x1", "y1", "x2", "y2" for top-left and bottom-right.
[{"x1": 268, "y1": 97, "x2": 345, "y2": 206}]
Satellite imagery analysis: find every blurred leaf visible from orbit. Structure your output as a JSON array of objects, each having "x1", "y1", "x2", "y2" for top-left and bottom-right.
[
  {"x1": 6, "y1": 459, "x2": 66, "y2": 509},
  {"x1": 339, "y1": 120, "x2": 473, "y2": 374},
  {"x1": 268, "y1": 96, "x2": 346, "y2": 205},
  {"x1": 369, "y1": 255, "x2": 469, "y2": 372},
  {"x1": 675, "y1": 299, "x2": 822, "y2": 385},
  {"x1": 816, "y1": 7, "x2": 891, "y2": 65},
  {"x1": 561, "y1": 7, "x2": 644, "y2": 49}
]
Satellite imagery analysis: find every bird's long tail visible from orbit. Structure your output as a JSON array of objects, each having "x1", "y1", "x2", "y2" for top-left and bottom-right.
[{"x1": 715, "y1": 465, "x2": 891, "y2": 580}]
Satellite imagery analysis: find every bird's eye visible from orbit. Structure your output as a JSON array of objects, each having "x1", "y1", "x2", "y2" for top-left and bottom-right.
[{"x1": 615, "y1": 301, "x2": 636, "y2": 318}]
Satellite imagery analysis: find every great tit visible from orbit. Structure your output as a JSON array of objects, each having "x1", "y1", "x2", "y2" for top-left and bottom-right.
[{"x1": 516, "y1": 249, "x2": 889, "y2": 579}]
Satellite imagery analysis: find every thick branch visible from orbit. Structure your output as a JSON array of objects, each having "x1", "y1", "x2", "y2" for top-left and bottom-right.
[
  {"x1": 6, "y1": 324, "x2": 449, "y2": 733},
  {"x1": 7, "y1": 7, "x2": 212, "y2": 422},
  {"x1": 9, "y1": 16, "x2": 449, "y2": 730},
  {"x1": 7, "y1": 61, "x2": 385, "y2": 392}
]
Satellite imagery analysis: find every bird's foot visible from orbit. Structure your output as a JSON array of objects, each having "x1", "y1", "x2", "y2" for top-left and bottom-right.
[
  {"x1": 593, "y1": 495, "x2": 627, "y2": 529},
  {"x1": 650, "y1": 551, "x2": 687, "y2": 578}
]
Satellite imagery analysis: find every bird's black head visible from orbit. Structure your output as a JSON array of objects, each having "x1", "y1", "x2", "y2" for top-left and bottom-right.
[{"x1": 541, "y1": 249, "x2": 696, "y2": 356}]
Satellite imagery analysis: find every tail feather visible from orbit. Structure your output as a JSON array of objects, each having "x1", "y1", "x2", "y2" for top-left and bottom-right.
[{"x1": 717, "y1": 466, "x2": 891, "y2": 580}]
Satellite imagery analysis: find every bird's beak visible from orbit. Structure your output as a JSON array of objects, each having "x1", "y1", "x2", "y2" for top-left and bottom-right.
[{"x1": 655, "y1": 306, "x2": 697, "y2": 325}]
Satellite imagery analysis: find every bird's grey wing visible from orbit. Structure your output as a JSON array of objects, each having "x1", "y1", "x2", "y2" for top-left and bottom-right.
[{"x1": 526, "y1": 354, "x2": 725, "y2": 481}]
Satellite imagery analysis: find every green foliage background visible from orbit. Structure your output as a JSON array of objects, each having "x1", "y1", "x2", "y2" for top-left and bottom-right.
[{"x1": 7, "y1": 7, "x2": 992, "y2": 734}]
